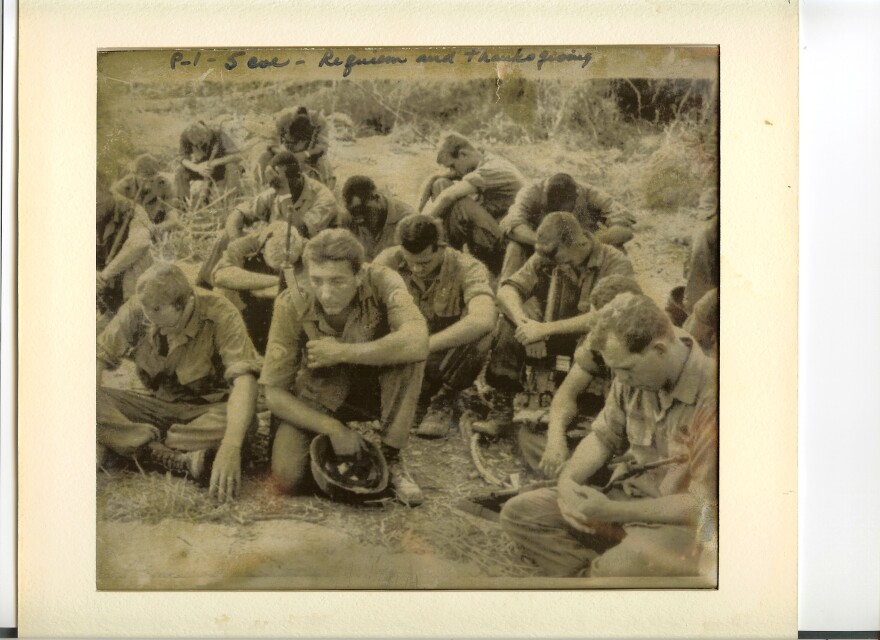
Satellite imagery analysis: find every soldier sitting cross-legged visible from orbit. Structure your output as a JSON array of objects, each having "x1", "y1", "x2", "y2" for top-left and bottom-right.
[{"x1": 96, "y1": 263, "x2": 262, "y2": 502}]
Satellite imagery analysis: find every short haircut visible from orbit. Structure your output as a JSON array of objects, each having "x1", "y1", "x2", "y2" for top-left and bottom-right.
[
  {"x1": 183, "y1": 122, "x2": 212, "y2": 145},
  {"x1": 587, "y1": 293, "x2": 674, "y2": 354},
  {"x1": 132, "y1": 154, "x2": 161, "y2": 178},
  {"x1": 136, "y1": 262, "x2": 193, "y2": 310},
  {"x1": 396, "y1": 214, "x2": 441, "y2": 254},
  {"x1": 436, "y1": 132, "x2": 475, "y2": 165},
  {"x1": 590, "y1": 275, "x2": 643, "y2": 311},
  {"x1": 342, "y1": 175, "x2": 377, "y2": 208},
  {"x1": 268, "y1": 150, "x2": 302, "y2": 192},
  {"x1": 303, "y1": 229, "x2": 365, "y2": 275},
  {"x1": 546, "y1": 173, "x2": 578, "y2": 212},
  {"x1": 535, "y1": 211, "x2": 588, "y2": 249}
]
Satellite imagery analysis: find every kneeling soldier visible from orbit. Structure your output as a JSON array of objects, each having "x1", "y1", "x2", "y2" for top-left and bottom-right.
[
  {"x1": 261, "y1": 229, "x2": 429, "y2": 506},
  {"x1": 96, "y1": 263, "x2": 261, "y2": 502},
  {"x1": 374, "y1": 214, "x2": 497, "y2": 438}
]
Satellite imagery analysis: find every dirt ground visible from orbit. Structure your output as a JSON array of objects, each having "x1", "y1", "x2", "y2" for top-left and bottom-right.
[{"x1": 97, "y1": 91, "x2": 715, "y2": 588}]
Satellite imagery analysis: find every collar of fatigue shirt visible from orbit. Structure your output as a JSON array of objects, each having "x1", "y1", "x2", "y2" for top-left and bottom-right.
[
  {"x1": 299, "y1": 277, "x2": 374, "y2": 337},
  {"x1": 657, "y1": 334, "x2": 702, "y2": 416},
  {"x1": 157, "y1": 295, "x2": 201, "y2": 353}
]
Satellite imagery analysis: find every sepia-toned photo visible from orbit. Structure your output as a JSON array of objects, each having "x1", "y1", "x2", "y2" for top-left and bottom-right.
[{"x1": 95, "y1": 46, "x2": 719, "y2": 590}]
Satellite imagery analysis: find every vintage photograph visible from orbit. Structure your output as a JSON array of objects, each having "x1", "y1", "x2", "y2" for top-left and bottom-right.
[{"x1": 95, "y1": 46, "x2": 719, "y2": 589}]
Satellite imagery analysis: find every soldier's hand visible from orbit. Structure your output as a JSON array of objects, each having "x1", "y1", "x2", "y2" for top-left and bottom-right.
[
  {"x1": 329, "y1": 427, "x2": 365, "y2": 458},
  {"x1": 539, "y1": 436, "x2": 568, "y2": 479},
  {"x1": 194, "y1": 162, "x2": 213, "y2": 178},
  {"x1": 293, "y1": 151, "x2": 309, "y2": 164},
  {"x1": 525, "y1": 341, "x2": 548, "y2": 359},
  {"x1": 515, "y1": 319, "x2": 547, "y2": 345},
  {"x1": 557, "y1": 479, "x2": 605, "y2": 534},
  {"x1": 209, "y1": 442, "x2": 242, "y2": 502},
  {"x1": 306, "y1": 337, "x2": 347, "y2": 368},
  {"x1": 96, "y1": 271, "x2": 108, "y2": 291}
]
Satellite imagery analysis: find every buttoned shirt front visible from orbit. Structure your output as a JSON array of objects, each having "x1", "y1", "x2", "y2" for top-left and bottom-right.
[
  {"x1": 97, "y1": 290, "x2": 262, "y2": 403},
  {"x1": 502, "y1": 241, "x2": 634, "y2": 317},
  {"x1": 373, "y1": 245, "x2": 494, "y2": 333},
  {"x1": 590, "y1": 332, "x2": 717, "y2": 502},
  {"x1": 260, "y1": 263, "x2": 425, "y2": 391}
]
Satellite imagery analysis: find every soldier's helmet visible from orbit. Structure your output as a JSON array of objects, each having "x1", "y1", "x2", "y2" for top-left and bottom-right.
[{"x1": 309, "y1": 434, "x2": 390, "y2": 503}]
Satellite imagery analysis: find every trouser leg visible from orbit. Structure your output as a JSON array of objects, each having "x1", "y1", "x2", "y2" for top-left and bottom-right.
[
  {"x1": 500, "y1": 488, "x2": 619, "y2": 577},
  {"x1": 590, "y1": 525, "x2": 701, "y2": 577},
  {"x1": 485, "y1": 317, "x2": 526, "y2": 392},
  {"x1": 164, "y1": 402, "x2": 257, "y2": 452},
  {"x1": 377, "y1": 361, "x2": 426, "y2": 450},
  {"x1": 444, "y1": 198, "x2": 504, "y2": 274},
  {"x1": 96, "y1": 388, "x2": 207, "y2": 456}
]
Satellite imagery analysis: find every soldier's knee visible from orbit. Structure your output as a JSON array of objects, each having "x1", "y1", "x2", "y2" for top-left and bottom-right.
[
  {"x1": 499, "y1": 492, "x2": 533, "y2": 532},
  {"x1": 270, "y1": 423, "x2": 311, "y2": 494}
]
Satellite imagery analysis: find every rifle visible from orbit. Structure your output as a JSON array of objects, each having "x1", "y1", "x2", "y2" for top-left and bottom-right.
[
  {"x1": 273, "y1": 206, "x2": 323, "y2": 342},
  {"x1": 455, "y1": 454, "x2": 689, "y2": 522},
  {"x1": 515, "y1": 266, "x2": 567, "y2": 425}
]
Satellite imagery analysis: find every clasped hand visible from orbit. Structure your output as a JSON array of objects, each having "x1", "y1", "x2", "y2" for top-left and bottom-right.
[
  {"x1": 514, "y1": 319, "x2": 547, "y2": 346},
  {"x1": 557, "y1": 479, "x2": 616, "y2": 533},
  {"x1": 306, "y1": 337, "x2": 347, "y2": 369}
]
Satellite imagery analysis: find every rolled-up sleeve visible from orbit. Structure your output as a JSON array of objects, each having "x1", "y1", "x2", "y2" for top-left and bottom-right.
[
  {"x1": 97, "y1": 299, "x2": 142, "y2": 368},
  {"x1": 501, "y1": 254, "x2": 542, "y2": 300},
  {"x1": 259, "y1": 292, "x2": 305, "y2": 390},
  {"x1": 210, "y1": 297, "x2": 263, "y2": 382},
  {"x1": 461, "y1": 257, "x2": 494, "y2": 305},
  {"x1": 590, "y1": 379, "x2": 630, "y2": 455},
  {"x1": 372, "y1": 266, "x2": 426, "y2": 331}
]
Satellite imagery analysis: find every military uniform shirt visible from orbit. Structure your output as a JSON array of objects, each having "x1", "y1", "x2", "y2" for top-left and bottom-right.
[
  {"x1": 590, "y1": 332, "x2": 718, "y2": 503},
  {"x1": 460, "y1": 153, "x2": 525, "y2": 218},
  {"x1": 243, "y1": 178, "x2": 341, "y2": 238},
  {"x1": 97, "y1": 290, "x2": 262, "y2": 403},
  {"x1": 502, "y1": 242, "x2": 634, "y2": 316},
  {"x1": 373, "y1": 245, "x2": 494, "y2": 333},
  {"x1": 260, "y1": 263, "x2": 426, "y2": 391}
]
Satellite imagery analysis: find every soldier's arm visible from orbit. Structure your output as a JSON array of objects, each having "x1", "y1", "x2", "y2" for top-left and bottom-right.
[
  {"x1": 213, "y1": 267, "x2": 279, "y2": 292},
  {"x1": 336, "y1": 316, "x2": 429, "y2": 366},
  {"x1": 531, "y1": 311, "x2": 593, "y2": 341},
  {"x1": 421, "y1": 180, "x2": 477, "y2": 218},
  {"x1": 99, "y1": 223, "x2": 150, "y2": 282},
  {"x1": 265, "y1": 386, "x2": 349, "y2": 437},
  {"x1": 499, "y1": 183, "x2": 541, "y2": 244},
  {"x1": 209, "y1": 152, "x2": 243, "y2": 168},
  {"x1": 428, "y1": 294, "x2": 496, "y2": 354},
  {"x1": 496, "y1": 284, "x2": 531, "y2": 328}
]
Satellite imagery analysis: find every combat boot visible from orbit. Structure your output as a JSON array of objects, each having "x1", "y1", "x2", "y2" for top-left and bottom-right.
[
  {"x1": 388, "y1": 460, "x2": 423, "y2": 507},
  {"x1": 147, "y1": 442, "x2": 207, "y2": 480},
  {"x1": 414, "y1": 386, "x2": 457, "y2": 439}
]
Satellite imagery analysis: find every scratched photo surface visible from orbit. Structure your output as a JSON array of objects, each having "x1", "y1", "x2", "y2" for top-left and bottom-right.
[{"x1": 96, "y1": 47, "x2": 719, "y2": 590}]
